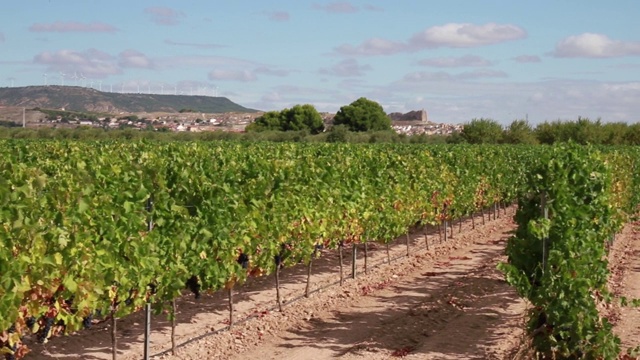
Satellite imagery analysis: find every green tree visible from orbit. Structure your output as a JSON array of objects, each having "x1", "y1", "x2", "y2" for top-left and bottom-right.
[
  {"x1": 460, "y1": 118, "x2": 503, "y2": 144},
  {"x1": 246, "y1": 105, "x2": 324, "y2": 134},
  {"x1": 245, "y1": 111, "x2": 282, "y2": 132},
  {"x1": 280, "y1": 104, "x2": 324, "y2": 134},
  {"x1": 333, "y1": 97, "x2": 391, "y2": 132},
  {"x1": 503, "y1": 119, "x2": 537, "y2": 144}
]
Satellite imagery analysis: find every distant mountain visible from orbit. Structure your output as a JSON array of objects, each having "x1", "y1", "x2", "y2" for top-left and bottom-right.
[{"x1": 0, "y1": 86, "x2": 258, "y2": 114}]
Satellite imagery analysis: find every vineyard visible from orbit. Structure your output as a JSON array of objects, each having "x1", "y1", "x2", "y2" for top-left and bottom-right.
[{"x1": 1, "y1": 140, "x2": 639, "y2": 359}]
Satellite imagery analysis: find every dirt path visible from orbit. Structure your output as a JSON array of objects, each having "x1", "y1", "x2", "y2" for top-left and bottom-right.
[
  {"x1": 223, "y1": 212, "x2": 527, "y2": 360},
  {"x1": 145, "y1": 208, "x2": 528, "y2": 360},
  {"x1": 25, "y1": 207, "x2": 528, "y2": 360},
  {"x1": 609, "y1": 219, "x2": 640, "y2": 354}
]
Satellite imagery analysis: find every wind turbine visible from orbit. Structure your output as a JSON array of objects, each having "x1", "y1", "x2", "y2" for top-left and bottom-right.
[
  {"x1": 43, "y1": 73, "x2": 47, "y2": 86},
  {"x1": 72, "y1": 72, "x2": 79, "y2": 86},
  {"x1": 8, "y1": 77, "x2": 15, "y2": 87},
  {"x1": 110, "y1": 83, "x2": 113, "y2": 93},
  {"x1": 59, "y1": 71, "x2": 66, "y2": 86},
  {"x1": 98, "y1": 80, "x2": 102, "y2": 91},
  {"x1": 80, "y1": 73, "x2": 86, "y2": 87},
  {"x1": 89, "y1": 80, "x2": 94, "y2": 88}
]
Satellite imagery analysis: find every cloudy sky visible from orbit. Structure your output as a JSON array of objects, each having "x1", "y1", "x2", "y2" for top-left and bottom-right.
[{"x1": 1, "y1": 1, "x2": 639, "y2": 124}]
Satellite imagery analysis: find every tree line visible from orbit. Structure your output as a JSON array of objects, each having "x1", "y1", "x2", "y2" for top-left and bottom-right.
[
  {"x1": 2, "y1": 97, "x2": 640, "y2": 145},
  {"x1": 452, "y1": 117, "x2": 640, "y2": 145}
]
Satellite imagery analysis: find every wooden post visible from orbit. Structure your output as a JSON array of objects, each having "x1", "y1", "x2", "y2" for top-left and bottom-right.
[
  {"x1": 171, "y1": 299, "x2": 176, "y2": 355},
  {"x1": 364, "y1": 242, "x2": 368, "y2": 274},
  {"x1": 275, "y1": 264, "x2": 283, "y2": 312},
  {"x1": 472, "y1": 211, "x2": 475, "y2": 229},
  {"x1": 228, "y1": 287, "x2": 234, "y2": 327},
  {"x1": 305, "y1": 259, "x2": 312, "y2": 298},
  {"x1": 339, "y1": 242, "x2": 344, "y2": 286},
  {"x1": 406, "y1": 233, "x2": 410, "y2": 256},
  {"x1": 351, "y1": 243, "x2": 357, "y2": 279},
  {"x1": 111, "y1": 308, "x2": 117, "y2": 360},
  {"x1": 424, "y1": 224, "x2": 429, "y2": 250}
]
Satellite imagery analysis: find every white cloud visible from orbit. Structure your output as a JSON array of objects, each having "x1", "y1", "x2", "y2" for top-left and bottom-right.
[
  {"x1": 334, "y1": 38, "x2": 406, "y2": 56},
  {"x1": 418, "y1": 55, "x2": 492, "y2": 67},
  {"x1": 164, "y1": 39, "x2": 226, "y2": 49},
  {"x1": 409, "y1": 23, "x2": 527, "y2": 49},
  {"x1": 254, "y1": 66, "x2": 290, "y2": 77},
  {"x1": 118, "y1": 49, "x2": 154, "y2": 69},
  {"x1": 318, "y1": 59, "x2": 372, "y2": 76},
  {"x1": 403, "y1": 71, "x2": 453, "y2": 82},
  {"x1": 552, "y1": 33, "x2": 640, "y2": 58},
  {"x1": 513, "y1": 55, "x2": 541, "y2": 63},
  {"x1": 208, "y1": 69, "x2": 257, "y2": 82},
  {"x1": 456, "y1": 69, "x2": 508, "y2": 79},
  {"x1": 388, "y1": 74, "x2": 640, "y2": 124},
  {"x1": 33, "y1": 49, "x2": 121, "y2": 78},
  {"x1": 334, "y1": 23, "x2": 526, "y2": 57},
  {"x1": 29, "y1": 21, "x2": 118, "y2": 33},
  {"x1": 144, "y1": 7, "x2": 185, "y2": 26},
  {"x1": 313, "y1": 1, "x2": 358, "y2": 13}
]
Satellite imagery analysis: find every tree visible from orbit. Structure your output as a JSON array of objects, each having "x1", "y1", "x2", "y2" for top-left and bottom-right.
[
  {"x1": 333, "y1": 97, "x2": 391, "y2": 132},
  {"x1": 503, "y1": 119, "x2": 537, "y2": 144},
  {"x1": 245, "y1": 104, "x2": 324, "y2": 134},
  {"x1": 460, "y1": 118, "x2": 503, "y2": 144},
  {"x1": 245, "y1": 111, "x2": 282, "y2": 132},
  {"x1": 280, "y1": 104, "x2": 324, "y2": 134}
]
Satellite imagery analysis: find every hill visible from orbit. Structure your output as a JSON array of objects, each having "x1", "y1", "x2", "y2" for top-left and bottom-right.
[{"x1": 0, "y1": 86, "x2": 258, "y2": 114}]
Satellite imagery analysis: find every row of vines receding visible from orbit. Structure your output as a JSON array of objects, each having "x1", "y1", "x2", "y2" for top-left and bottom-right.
[{"x1": 499, "y1": 143, "x2": 640, "y2": 359}]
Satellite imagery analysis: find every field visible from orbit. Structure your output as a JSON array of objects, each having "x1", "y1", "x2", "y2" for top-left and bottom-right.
[
  {"x1": 2, "y1": 141, "x2": 639, "y2": 359},
  {"x1": 21, "y1": 210, "x2": 640, "y2": 359}
]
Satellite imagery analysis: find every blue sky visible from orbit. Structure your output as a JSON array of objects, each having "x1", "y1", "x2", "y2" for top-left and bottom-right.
[{"x1": 1, "y1": 1, "x2": 639, "y2": 124}]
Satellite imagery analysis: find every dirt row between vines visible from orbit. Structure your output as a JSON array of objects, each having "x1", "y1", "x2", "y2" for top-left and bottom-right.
[
  {"x1": 608, "y1": 219, "x2": 640, "y2": 355},
  {"x1": 26, "y1": 206, "x2": 528, "y2": 360}
]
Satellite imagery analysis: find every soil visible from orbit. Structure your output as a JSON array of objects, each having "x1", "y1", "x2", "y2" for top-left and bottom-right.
[{"x1": 22, "y1": 208, "x2": 640, "y2": 360}]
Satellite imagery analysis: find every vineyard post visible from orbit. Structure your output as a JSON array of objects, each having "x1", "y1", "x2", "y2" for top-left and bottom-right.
[
  {"x1": 171, "y1": 299, "x2": 176, "y2": 355},
  {"x1": 351, "y1": 243, "x2": 357, "y2": 279},
  {"x1": 305, "y1": 258, "x2": 312, "y2": 298},
  {"x1": 143, "y1": 304, "x2": 151, "y2": 360},
  {"x1": 471, "y1": 211, "x2": 475, "y2": 229},
  {"x1": 111, "y1": 306, "x2": 117, "y2": 360},
  {"x1": 481, "y1": 206, "x2": 486, "y2": 225},
  {"x1": 443, "y1": 219, "x2": 448, "y2": 243},
  {"x1": 339, "y1": 241, "x2": 344, "y2": 286},
  {"x1": 449, "y1": 218, "x2": 453, "y2": 238},
  {"x1": 438, "y1": 221, "x2": 442, "y2": 242},
  {"x1": 494, "y1": 202, "x2": 497, "y2": 220},
  {"x1": 458, "y1": 216, "x2": 462, "y2": 233},
  {"x1": 364, "y1": 242, "x2": 368, "y2": 274},
  {"x1": 143, "y1": 196, "x2": 153, "y2": 360},
  {"x1": 541, "y1": 192, "x2": 549, "y2": 275},
  {"x1": 405, "y1": 232, "x2": 410, "y2": 256},
  {"x1": 423, "y1": 224, "x2": 429, "y2": 250},
  {"x1": 386, "y1": 242, "x2": 391, "y2": 263},
  {"x1": 275, "y1": 260, "x2": 283, "y2": 312},
  {"x1": 228, "y1": 287, "x2": 234, "y2": 327}
]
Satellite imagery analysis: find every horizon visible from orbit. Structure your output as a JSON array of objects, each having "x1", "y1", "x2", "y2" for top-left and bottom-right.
[{"x1": 1, "y1": 1, "x2": 639, "y2": 125}]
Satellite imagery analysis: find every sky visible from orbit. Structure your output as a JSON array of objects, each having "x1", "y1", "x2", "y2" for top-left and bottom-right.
[{"x1": 1, "y1": 1, "x2": 639, "y2": 125}]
